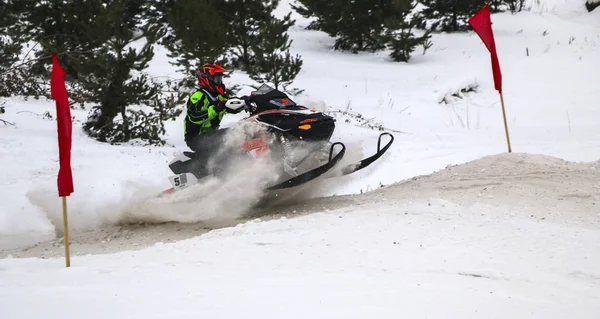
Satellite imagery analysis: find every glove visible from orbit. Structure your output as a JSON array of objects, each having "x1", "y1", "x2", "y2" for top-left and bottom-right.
[
  {"x1": 214, "y1": 100, "x2": 226, "y2": 113},
  {"x1": 242, "y1": 95, "x2": 255, "y2": 113},
  {"x1": 242, "y1": 95, "x2": 255, "y2": 104}
]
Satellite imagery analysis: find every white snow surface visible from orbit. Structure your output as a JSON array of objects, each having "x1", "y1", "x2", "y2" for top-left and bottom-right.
[{"x1": 1, "y1": 0, "x2": 600, "y2": 318}]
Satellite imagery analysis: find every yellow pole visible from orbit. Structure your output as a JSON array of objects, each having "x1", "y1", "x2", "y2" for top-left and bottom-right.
[
  {"x1": 499, "y1": 92, "x2": 512, "y2": 153},
  {"x1": 62, "y1": 196, "x2": 71, "y2": 267}
]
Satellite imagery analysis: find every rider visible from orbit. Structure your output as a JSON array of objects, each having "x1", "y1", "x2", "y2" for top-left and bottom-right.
[{"x1": 184, "y1": 63, "x2": 242, "y2": 157}]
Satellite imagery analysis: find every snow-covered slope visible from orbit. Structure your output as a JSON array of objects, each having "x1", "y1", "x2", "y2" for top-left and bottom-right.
[
  {"x1": 2, "y1": 153, "x2": 599, "y2": 318},
  {"x1": 0, "y1": 1, "x2": 599, "y2": 317}
]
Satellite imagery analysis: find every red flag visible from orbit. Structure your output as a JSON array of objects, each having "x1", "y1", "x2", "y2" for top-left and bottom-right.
[
  {"x1": 50, "y1": 54, "x2": 74, "y2": 197},
  {"x1": 469, "y1": 4, "x2": 502, "y2": 93}
]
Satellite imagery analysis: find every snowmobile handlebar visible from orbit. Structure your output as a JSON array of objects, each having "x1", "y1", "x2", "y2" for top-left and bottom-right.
[
  {"x1": 224, "y1": 98, "x2": 249, "y2": 113},
  {"x1": 226, "y1": 95, "x2": 259, "y2": 114}
]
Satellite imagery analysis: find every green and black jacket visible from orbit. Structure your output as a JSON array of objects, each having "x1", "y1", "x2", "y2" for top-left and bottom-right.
[{"x1": 184, "y1": 88, "x2": 228, "y2": 139}]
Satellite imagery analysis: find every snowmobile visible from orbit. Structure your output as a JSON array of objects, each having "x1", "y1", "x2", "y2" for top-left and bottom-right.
[{"x1": 161, "y1": 84, "x2": 394, "y2": 196}]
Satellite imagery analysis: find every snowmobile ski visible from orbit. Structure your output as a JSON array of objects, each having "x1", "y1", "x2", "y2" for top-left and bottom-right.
[
  {"x1": 267, "y1": 142, "x2": 346, "y2": 190},
  {"x1": 339, "y1": 132, "x2": 394, "y2": 176}
]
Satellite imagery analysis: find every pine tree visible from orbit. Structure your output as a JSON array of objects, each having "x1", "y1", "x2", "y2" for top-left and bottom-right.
[
  {"x1": 1, "y1": 0, "x2": 23, "y2": 96},
  {"x1": 162, "y1": 0, "x2": 229, "y2": 89},
  {"x1": 417, "y1": 0, "x2": 483, "y2": 32},
  {"x1": 9, "y1": 0, "x2": 121, "y2": 105},
  {"x1": 386, "y1": 19, "x2": 432, "y2": 62},
  {"x1": 0, "y1": 0, "x2": 43, "y2": 97},
  {"x1": 16, "y1": 0, "x2": 111, "y2": 79},
  {"x1": 378, "y1": 0, "x2": 431, "y2": 63},
  {"x1": 248, "y1": 17, "x2": 303, "y2": 92},
  {"x1": 504, "y1": 0, "x2": 525, "y2": 13},
  {"x1": 292, "y1": 0, "x2": 394, "y2": 53},
  {"x1": 585, "y1": 0, "x2": 599, "y2": 12},
  {"x1": 221, "y1": 0, "x2": 283, "y2": 71},
  {"x1": 143, "y1": 0, "x2": 177, "y2": 43},
  {"x1": 81, "y1": 0, "x2": 181, "y2": 145},
  {"x1": 0, "y1": 38, "x2": 41, "y2": 97},
  {"x1": 0, "y1": 1, "x2": 21, "y2": 68},
  {"x1": 144, "y1": 0, "x2": 176, "y2": 24},
  {"x1": 293, "y1": 0, "x2": 430, "y2": 62},
  {"x1": 488, "y1": 0, "x2": 504, "y2": 13}
]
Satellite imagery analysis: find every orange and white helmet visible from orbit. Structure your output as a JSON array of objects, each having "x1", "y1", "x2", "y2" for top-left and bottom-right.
[{"x1": 196, "y1": 63, "x2": 226, "y2": 95}]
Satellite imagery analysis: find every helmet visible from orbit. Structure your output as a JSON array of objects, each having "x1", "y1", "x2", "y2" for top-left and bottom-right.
[{"x1": 196, "y1": 63, "x2": 226, "y2": 95}]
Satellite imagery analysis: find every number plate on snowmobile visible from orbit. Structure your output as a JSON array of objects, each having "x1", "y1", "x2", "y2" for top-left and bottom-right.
[{"x1": 168, "y1": 173, "x2": 197, "y2": 190}]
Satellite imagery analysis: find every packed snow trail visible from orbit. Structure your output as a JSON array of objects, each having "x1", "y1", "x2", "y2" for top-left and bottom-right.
[{"x1": 2, "y1": 152, "x2": 598, "y2": 259}]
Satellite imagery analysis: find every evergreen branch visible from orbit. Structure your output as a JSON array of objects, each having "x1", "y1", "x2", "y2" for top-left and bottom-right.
[
  {"x1": 16, "y1": 110, "x2": 43, "y2": 116},
  {"x1": 20, "y1": 42, "x2": 41, "y2": 65},
  {"x1": 0, "y1": 118, "x2": 15, "y2": 126},
  {"x1": 0, "y1": 50, "x2": 99, "y2": 76},
  {"x1": 0, "y1": 55, "x2": 50, "y2": 76}
]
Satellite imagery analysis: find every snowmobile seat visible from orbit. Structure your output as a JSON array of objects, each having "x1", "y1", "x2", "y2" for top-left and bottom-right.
[{"x1": 169, "y1": 151, "x2": 207, "y2": 178}]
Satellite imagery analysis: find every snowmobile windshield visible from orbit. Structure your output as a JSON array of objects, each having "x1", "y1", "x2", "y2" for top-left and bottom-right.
[
  {"x1": 250, "y1": 84, "x2": 300, "y2": 113},
  {"x1": 251, "y1": 84, "x2": 277, "y2": 95}
]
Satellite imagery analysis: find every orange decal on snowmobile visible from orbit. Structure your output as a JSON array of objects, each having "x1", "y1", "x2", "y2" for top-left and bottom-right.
[
  {"x1": 242, "y1": 138, "x2": 268, "y2": 150},
  {"x1": 242, "y1": 137, "x2": 269, "y2": 158}
]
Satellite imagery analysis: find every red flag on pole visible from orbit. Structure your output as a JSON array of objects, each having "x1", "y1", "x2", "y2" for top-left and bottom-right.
[
  {"x1": 469, "y1": 3, "x2": 502, "y2": 93},
  {"x1": 469, "y1": 4, "x2": 512, "y2": 153},
  {"x1": 50, "y1": 54, "x2": 74, "y2": 197}
]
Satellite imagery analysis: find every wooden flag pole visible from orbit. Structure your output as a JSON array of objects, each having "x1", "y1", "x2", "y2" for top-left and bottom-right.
[
  {"x1": 499, "y1": 92, "x2": 512, "y2": 153},
  {"x1": 62, "y1": 196, "x2": 71, "y2": 267},
  {"x1": 52, "y1": 53, "x2": 74, "y2": 268}
]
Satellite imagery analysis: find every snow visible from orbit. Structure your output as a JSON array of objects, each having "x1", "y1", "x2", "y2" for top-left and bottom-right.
[
  {"x1": 2, "y1": 162, "x2": 600, "y2": 317},
  {"x1": 2, "y1": 201, "x2": 599, "y2": 318},
  {"x1": 1, "y1": 0, "x2": 600, "y2": 317}
]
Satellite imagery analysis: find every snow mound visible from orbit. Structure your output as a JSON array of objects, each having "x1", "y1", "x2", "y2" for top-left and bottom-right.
[
  {"x1": 369, "y1": 152, "x2": 600, "y2": 229},
  {"x1": 429, "y1": 152, "x2": 599, "y2": 176}
]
